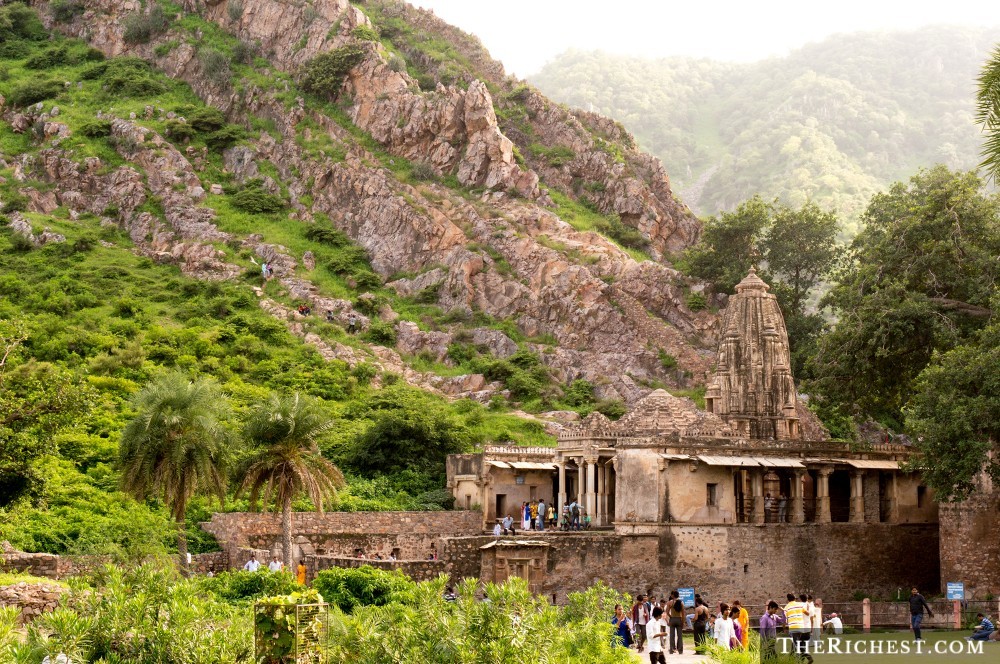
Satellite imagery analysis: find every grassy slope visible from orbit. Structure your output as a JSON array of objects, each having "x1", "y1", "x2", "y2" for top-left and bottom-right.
[{"x1": 0, "y1": 11, "x2": 565, "y2": 558}]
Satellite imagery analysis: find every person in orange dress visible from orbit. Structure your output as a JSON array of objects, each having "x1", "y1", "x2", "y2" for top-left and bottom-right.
[
  {"x1": 733, "y1": 600, "x2": 750, "y2": 648},
  {"x1": 296, "y1": 561, "x2": 307, "y2": 585}
]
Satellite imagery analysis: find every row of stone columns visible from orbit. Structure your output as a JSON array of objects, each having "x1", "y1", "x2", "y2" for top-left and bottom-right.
[
  {"x1": 557, "y1": 456, "x2": 613, "y2": 526},
  {"x1": 748, "y1": 467, "x2": 892, "y2": 524}
]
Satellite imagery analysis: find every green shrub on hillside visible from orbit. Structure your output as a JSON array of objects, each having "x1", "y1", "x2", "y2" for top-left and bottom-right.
[
  {"x1": 97, "y1": 57, "x2": 168, "y2": 97},
  {"x1": 78, "y1": 119, "x2": 112, "y2": 137},
  {"x1": 230, "y1": 186, "x2": 286, "y2": 214},
  {"x1": 7, "y1": 79, "x2": 62, "y2": 107},
  {"x1": 49, "y1": 0, "x2": 83, "y2": 23},
  {"x1": 300, "y1": 44, "x2": 367, "y2": 100},
  {"x1": 122, "y1": 4, "x2": 171, "y2": 45},
  {"x1": 0, "y1": 3, "x2": 47, "y2": 42}
]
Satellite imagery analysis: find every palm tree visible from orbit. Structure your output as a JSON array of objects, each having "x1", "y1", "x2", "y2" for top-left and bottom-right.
[
  {"x1": 977, "y1": 45, "x2": 1000, "y2": 182},
  {"x1": 118, "y1": 371, "x2": 231, "y2": 574},
  {"x1": 239, "y1": 393, "x2": 345, "y2": 570}
]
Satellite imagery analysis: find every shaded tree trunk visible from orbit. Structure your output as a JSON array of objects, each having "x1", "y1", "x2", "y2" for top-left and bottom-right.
[
  {"x1": 176, "y1": 498, "x2": 189, "y2": 577},
  {"x1": 282, "y1": 493, "x2": 293, "y2": 571}
]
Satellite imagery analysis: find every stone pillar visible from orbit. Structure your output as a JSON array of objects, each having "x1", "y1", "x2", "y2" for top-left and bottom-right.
[
  {"x1": 886, "y1": 472, "x2": 899, "y2": 523},
  {"x1": 816, "y1": 467, "x2": 833, "y2": 523},
  {"x1": 609, "y1": 458, "x2": 617, "y2": 524},
  {"x1": 598, "y1": 461, "x2": 608, "y2": 526},
  {"x1": 790, "y1": 469, "x2": 805, "y2": 524},
  {"x1": 585, "y1": 456, "x2": 597, "y2": 521},
  {"x1": 557, "y1": 459, "x2": 567, "y2": 519},
  {"x1": 751, "y1": 470, "x2": 765, "y2": 524},
  {"x1": 577, "y1": 458, "x2": 584, "y2": 505},
  {"x1": 657, "y1": 457, "x2": 668, "y2": 522},
  {"x1": 850, "y1": 470, "x2": 865, "y2": 523}
]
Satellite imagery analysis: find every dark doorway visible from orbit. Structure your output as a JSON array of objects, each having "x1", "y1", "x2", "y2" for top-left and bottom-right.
[
  {"x1": 829, "y1": 470, "x2": 851, "y2": 522},
  {"x1": 495, "y1": 494, "x2": 506, "y2": 521}
]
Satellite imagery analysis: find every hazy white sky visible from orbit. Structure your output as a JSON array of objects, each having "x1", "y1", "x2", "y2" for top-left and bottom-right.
[{"x1": 412, "y1": 0, "x2": 1000, "y2": 77}]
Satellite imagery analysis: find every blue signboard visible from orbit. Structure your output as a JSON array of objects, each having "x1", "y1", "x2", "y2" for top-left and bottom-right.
[
  {"x1": 946, "y1": 582, "x2": 965, "y2": 601},
  {"x1": 678, "y1": 587, "x2": 695, "y2": 608}
]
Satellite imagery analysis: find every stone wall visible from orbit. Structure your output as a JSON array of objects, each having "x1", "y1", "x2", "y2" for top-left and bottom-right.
[
  {"x1": 0, "y1": 582, "x2": 66, "y2": 623},
  {"x1": 939, "y1": 492, "x2": 1000, "y2": 599},
  {"x1": 434, "y1": 524, "x2": 939, "y2": 606},
  {"x1": 0, "y1": 545, "x2": 227, "y2": 579},
  {"x1": 202, "y1": 511, "x2": 483, "y2": 566}
]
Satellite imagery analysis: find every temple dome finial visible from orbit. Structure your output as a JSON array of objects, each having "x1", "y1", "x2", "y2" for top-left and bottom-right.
[{"x1": 735, "y1": 266, "x2": 770, "y2": 293}]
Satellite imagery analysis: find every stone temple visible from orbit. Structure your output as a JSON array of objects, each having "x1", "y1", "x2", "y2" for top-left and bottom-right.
[{"x1": 446, "y1": 268, "x2": 941, "y2": 601}]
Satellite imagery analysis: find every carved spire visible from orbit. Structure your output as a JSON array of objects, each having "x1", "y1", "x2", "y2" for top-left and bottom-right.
[{"x1": 704, "y1": 268, "x2": 800, "y2": 439}]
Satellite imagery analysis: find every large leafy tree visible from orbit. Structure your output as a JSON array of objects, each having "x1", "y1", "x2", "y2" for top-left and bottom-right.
[
  {"x1": 809, "y1": 166, "x2": 999, "y2": 426},
  {"x1": 119, "y1": 372, "x2": 232, "y2": 572},
  {"x1": 904, "y1": 321, "x2": 1000, "y2": 501},
  {"x1": 239, "y1": 393, "x2": 345, "y2": 570}
]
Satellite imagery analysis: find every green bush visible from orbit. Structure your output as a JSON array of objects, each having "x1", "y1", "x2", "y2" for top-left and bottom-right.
[
  {"x1": 361, "y1": 319, "x2": 397, "y2": 346},
  {"x1": 200, "y1": 569, "x2": 298, "y2": 603},
  {"x1": 686, "y1": 291, "x2": 708, "y2": 311},
  {"x1": 230, "y1": 187, "x2": 285, "y2": 214},
  {"x1": 24, "y1": 44, "x2": 72, "y2": 69},
  {"x1": 300, "y1": 44, "x2": 367, "y2": 100},
  {"x1": 186, "y1": 106, "x2": 226, "y2": 132},
  {"x1": 99, "y1": 57, "x2": 168, "y2": 97},
  {"x1": 205, "y1": 124, "x2": 245, "y2": 150},
  {"x1": 563, "y1": 379, "x2": 595, "y2": 407},
  {"x1": 50, "y1": 0, "x2": 83, "y2": 23},
  {"x1": 165, "y1": 119, "x2": 196, "y2": 142},
  {"x1": 409, "y1": 160, "x2": 437, "y2": 181},
  {"x1": 232, "y1": 39, "x2": 258, "y2": 65},
  {"x1": 0, "y1": 4, "x2": 47, "y2": 42},
  {"x1": 122, "y1": 4, "x2": 170, "y2": 45},
  {"x1": 351, "y1": 25, "x2": 380, "y2": 42},
  {"x1": 199, "y1": 48, "x2": 231, "y2": 85},
  {"x1": 658, "y1": 348, "x2": 677, "y2": 370},
  {"x1": 78, "y1": 119, "x2": 112, "y2": 137},
  {"x1": 312, "y1": 566, "x2": 413, "y2": 613},
  {"x1": 304, "y1": 226, "x2": 352, "y2": 247},
  {"x1": 7, "y1": 79, "x2": 62, "y2": 107}
]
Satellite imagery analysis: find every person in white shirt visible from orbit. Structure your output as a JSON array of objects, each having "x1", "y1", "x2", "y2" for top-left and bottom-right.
[
  {"x1": 809, "y1": 596, "x2": 824, "y2": 639},
  {"x1": 714, "y1": 602, "x2": 734, "y2": 650},
  {"x1": 645, "y1": 607, "x2": 668, "y2": 664},
  {"x1": 268, "y1": 556, "x2": 283, "y2": 572},
  {"x1": 243, "y1": 554, "x2": 261, "y2": 572},
  {"x1": 823, "y1": 613, "x2": 844, "y2": 634},
  {"x1": 492, "y1": 521, "x2": 503, "y2": 538}
]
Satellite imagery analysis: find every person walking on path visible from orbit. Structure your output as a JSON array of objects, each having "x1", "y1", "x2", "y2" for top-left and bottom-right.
[
  {"x1": 243, "y1": 554, "x2": 261, "y2": 572},
  {"x1": 667, "y1": 597, "x2": 685, "y2": 654},
  {"x1": 692, "y1": 597, "x2": 711, "y2": 652},
  {"x1": 714, "y1": 602, "x2": 734, "y2": 651},
  {"x1": 632, "y1": 594, "x2": 650, "y2": 653},
  {"x1": 296, "y1": 561, "x2": 306, "y2": 585},
  {"x1": 646, "y1": 606, "x2": 668, "y2": 664},
  {"x1": 784, "y1": 593, "x2": 813, "y2": 663},
  {"x1": 536, "y1": 499, "x2": 546, "y2": 531},
  {"x1": 760, "y1": 600, "x2": 784, "y2": 660},
  {"x1": 611, "y1": 603, "x2": 633, "y2": 649},
  {"x1": 909, "y1": 587, "x2": 934, "y2": 641},
  {"x1": 734, "y1": 600, "x2": 750, "y2": 649}
]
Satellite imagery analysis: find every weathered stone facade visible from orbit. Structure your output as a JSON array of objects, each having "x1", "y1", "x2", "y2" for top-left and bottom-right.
[{"x1": 939, "y1": 485, "x2": 1000, "y2": 599}]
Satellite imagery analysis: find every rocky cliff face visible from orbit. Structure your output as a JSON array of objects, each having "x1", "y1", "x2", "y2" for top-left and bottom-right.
[{"x1": 24, "y1": 0, "x2": 720, "y2": 404}]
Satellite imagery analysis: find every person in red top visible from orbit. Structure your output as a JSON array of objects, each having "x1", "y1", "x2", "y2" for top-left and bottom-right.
[{"x1": 632, "y1": 594, "x2": 651, "y2": 652}]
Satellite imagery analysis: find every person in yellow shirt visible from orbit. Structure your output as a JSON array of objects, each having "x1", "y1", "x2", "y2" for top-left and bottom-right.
[
  {"x1": 296, "y1": 561, "x2": 307, "y2": 585},
  {"x1": 733, "y1": 600, "x2": 750, "y2": 648}
]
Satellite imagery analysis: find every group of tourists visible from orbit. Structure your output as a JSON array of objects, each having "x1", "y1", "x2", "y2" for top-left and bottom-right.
[
  {"x1": 610, "y1": 590, "x2": 847, "y2": 662},
  {"x1": 762, "y1": 492, "x2": 789, "y2": 522},
  {"x1": 492, "y1": 497, "x2": 592, "y2": 536},
  {"x1": 241, "y1": 553, "x2": 308, "y2": 585}
]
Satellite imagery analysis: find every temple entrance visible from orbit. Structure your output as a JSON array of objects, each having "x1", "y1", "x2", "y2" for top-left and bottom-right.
[{"x1": 829, "y1": 470, "x2": 851, "y2": 522}]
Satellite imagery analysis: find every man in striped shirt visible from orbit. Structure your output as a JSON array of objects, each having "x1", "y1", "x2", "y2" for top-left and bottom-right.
[
  {"x1": 784, "y1": 593, "x2": 814, "y2": 663},
  {"x1": 970, "y1": 614, "x2": 994, "y2": 641}
]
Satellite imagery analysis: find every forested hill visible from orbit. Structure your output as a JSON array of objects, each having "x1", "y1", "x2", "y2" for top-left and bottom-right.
[{"x1": 530, "y1": 26, "x2": 1000, "y2": 229}]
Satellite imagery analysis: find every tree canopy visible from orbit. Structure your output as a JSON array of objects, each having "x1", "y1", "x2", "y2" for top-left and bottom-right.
[{"x1": 808, "y1": 166, "x2": 999, "y2": 427}]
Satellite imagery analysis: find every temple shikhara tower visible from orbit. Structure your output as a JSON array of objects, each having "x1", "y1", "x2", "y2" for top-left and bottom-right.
[
  {"x1": 447, "y1": 268, "x2": 941, "y2": 603},
  {"x1": 705, "y1": 267, "x2": 799, "y2": 440}
]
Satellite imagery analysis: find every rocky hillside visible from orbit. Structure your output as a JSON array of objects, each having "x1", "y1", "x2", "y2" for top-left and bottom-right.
[{"x1": 11, "y1": 0, "x2": 718, "y2": 404}]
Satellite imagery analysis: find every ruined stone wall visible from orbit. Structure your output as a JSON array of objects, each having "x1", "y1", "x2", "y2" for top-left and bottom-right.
[
  {"x1": 440, "y1": 524, "x2": 939, "y2": 605},
  {"x1": 202, "y1": 511, "x2": 483, "y2": 562},
  {"x1": 0, "y1": 581, "x2": 66, "y2": 623},
  {"x1": 939, "y1": 493, "x2": 1000, "y2": 599}
]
